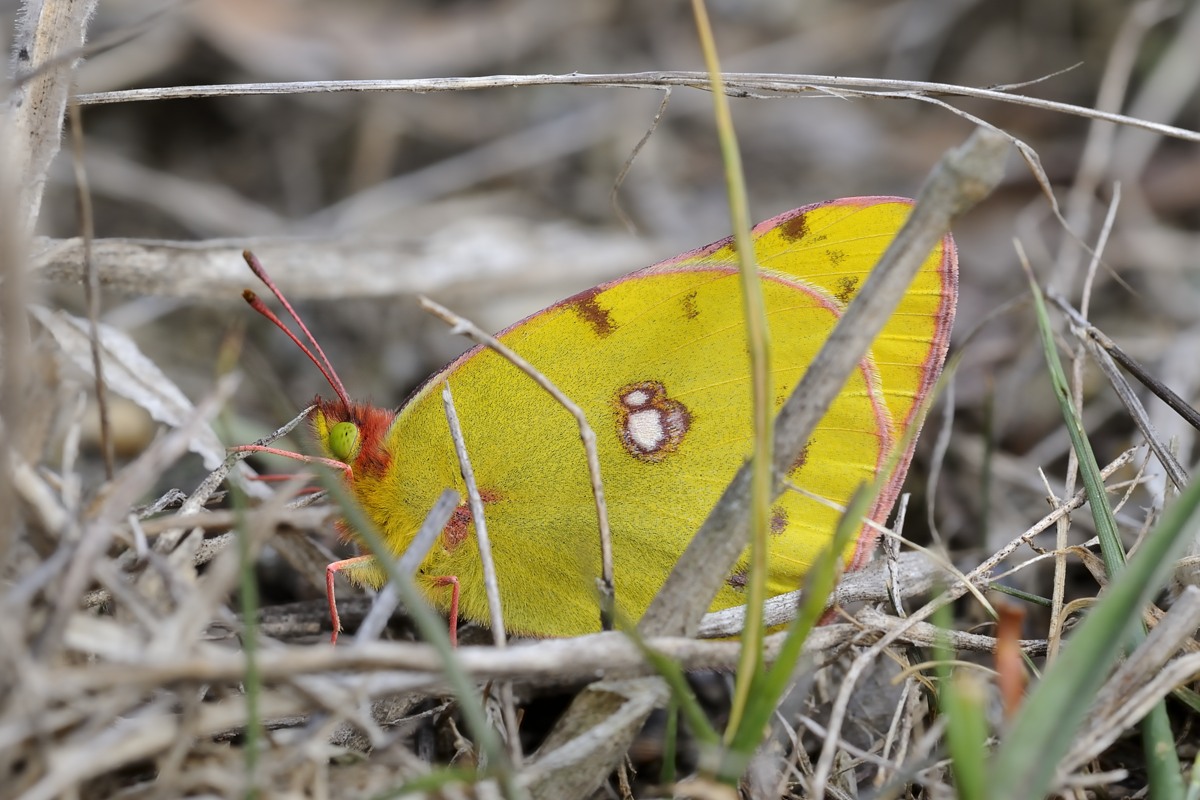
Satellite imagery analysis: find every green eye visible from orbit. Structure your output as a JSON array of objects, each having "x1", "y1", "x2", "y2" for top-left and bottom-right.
[{"x1": 329, "y1": 422, "x2": 360, "y2": 462}]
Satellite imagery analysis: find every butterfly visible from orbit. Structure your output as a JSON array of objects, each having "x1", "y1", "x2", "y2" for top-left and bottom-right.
[{"x1": 239, "y1": 196, "x2": 956, "y2": 643}]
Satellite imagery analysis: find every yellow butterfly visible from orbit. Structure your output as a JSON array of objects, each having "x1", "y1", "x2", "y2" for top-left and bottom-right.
[{"x1": 243, "y1": 196, "x2": 956, "y2": 642}]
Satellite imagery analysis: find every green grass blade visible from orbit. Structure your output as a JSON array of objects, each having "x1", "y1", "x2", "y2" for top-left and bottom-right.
[
  {"x1": 1174, "y1": 685, "x2": 1200, "y2": 714},
  {"x1": 661, "y1": 695, "x2": 680, "y2": 786},
  {"x1": 988, "y1": 276, "x2": 1197, "y2": 800},
  {"x1": 724, "y1": 485, "x2": 868, "y2": 759},
  {"x1": 689, "y1": 0, "x2": 775, "y2": 740},
  {"x1": 1142, "y1": 703, "x2": 1185, "y2": 800},
  {"x1": 233, "y1": 490, "x2": 262, "y2": 800},
  {"x1": 934, "y1": 603, "x2": 989, "y2": 800},
  {"x1": 1029, "y1": 279, "x2": 1125, "y2": 576},
  {"x1": 1026, "y1": 272, "x2": 1183, "y2": 797},
  {"x1": 615, "y1": 609, "x2": 720, "y2": 749}
]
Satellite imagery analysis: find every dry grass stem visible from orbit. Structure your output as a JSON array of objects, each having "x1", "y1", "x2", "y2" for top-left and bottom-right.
[{"x1": 69, "y1": 72, "x2": 1200, "y2": 145}]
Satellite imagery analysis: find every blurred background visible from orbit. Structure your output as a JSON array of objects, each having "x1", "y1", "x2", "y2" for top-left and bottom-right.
[{"x1": 13, "y1": 0, "x2": 1200, "y2": 602}]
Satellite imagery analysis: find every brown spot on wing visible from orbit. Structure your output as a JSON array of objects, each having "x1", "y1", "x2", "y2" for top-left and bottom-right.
[
  {"x1": 770, "y1": 506, "x2": 788, "y2": 535},
  {"x1": 790, "y1": 443, "x2": 810, "y2": 474},
  {"x1": 726, "y1": 568, "x2": 748, "y2": 591},
  {"x1": 442, "y1": 504, "x2": 473, "y2": 549},
  {"x1": 571, "y1": 286, "x2": 616, "y2": 337},
  {"x1": 680, "y1": 290, "x2": 699, "y2": 320},
  {"x1": 613, "y1": 381, "x2": 692, "y2": 463},
  {"x1": 442, "y1": 489, "x2": 503, "y2": 550},
  {"x1": 779, "y1": 212, "x2": 809, "y2": 242},
  {"x1": 834, "y1": 274, "x2": 859, "y2": 303}
]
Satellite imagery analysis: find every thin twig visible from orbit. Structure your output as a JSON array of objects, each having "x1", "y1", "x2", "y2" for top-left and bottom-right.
[
  {"x1": 68, "y1": 72, "x2": 1200, "y2": 145},
  {"x1": 1050, "y1": 296, "x2": 1200, "y2": 436},
  {"x1": 1051, "y1": 292, "x2": 1190, "y2": 492},
  {"x1": 441, "y1": 385, "x2": 507, "y2": 645},
  {"x1": 609, "y1": 87, "x2": 671, "y2": 233},
  {"x1": 67, "y1": 102, "x2": 113, "y2": 480},
  {"x1": 420, "y1": 297, "x2": 615, "y2": 632},
  {"x1": 440, "y1": 384, "x2": 523, "y2": 765}
]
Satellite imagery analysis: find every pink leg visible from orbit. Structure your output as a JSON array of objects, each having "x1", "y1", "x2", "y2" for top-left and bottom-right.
[
  {"x1": 326, "y1": 555, "x2": 374, "y2": 645},
  {"x1": 432, "y1": 576, "x2": 460, "y2": 647}
]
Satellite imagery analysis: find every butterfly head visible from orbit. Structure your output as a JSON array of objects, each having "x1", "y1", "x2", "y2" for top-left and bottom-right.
[{"x1": 311, "y1": 396, "x2": 396, "y2": 479}]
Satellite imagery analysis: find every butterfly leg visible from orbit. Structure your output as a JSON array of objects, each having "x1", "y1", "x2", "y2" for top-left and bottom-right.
[
  {"x1": 431, "y1": 576, "x2": 460, "y2": 646},
  {"x1": 326, "y1": 555, "x2": 374, "y2": 645}
]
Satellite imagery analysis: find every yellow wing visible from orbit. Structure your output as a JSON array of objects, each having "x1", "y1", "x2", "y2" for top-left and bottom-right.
[{"x1": 348, "y1": 197, "x2": 956, "y2": 636}]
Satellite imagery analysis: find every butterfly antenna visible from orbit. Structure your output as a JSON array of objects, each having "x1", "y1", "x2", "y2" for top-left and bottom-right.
[{"x1": 242, "y1": 250, "x2": 352, "y2": 408}]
